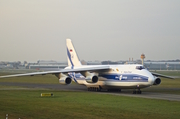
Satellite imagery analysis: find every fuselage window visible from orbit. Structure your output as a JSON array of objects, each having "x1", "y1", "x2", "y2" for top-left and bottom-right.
[{"x1": 136, "y1": 66, "x2": 145, "y2": 70}]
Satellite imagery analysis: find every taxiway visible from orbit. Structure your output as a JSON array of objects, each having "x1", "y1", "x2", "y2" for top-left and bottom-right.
[{"x1": 0, "y1": 82, "x2": 180, "y2": 101}]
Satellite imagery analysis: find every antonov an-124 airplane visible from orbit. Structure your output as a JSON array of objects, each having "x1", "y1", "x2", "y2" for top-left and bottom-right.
[{"x1": 0, "y1": 39, "x2": 174, "y2": 94}]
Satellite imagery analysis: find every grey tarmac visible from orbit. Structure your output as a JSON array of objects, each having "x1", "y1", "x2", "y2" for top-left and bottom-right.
[{"x1": 0, "y1": 82, "x2": 180, "y2": 101}]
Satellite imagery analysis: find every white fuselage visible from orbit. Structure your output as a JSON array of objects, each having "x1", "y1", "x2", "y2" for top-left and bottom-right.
[{"x1": 67, "y1": 64, "x2": 155, "y2": 89}]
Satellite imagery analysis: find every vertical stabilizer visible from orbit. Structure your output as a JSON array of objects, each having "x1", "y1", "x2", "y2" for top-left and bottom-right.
[{"x1": 66, "y1": 39, "x2": 81, "y2": 67}]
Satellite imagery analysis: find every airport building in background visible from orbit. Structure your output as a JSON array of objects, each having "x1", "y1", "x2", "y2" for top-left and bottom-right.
[
  {"x1": 1, "y1": 59, "x2": 180, "y2": 71},
  {"x1": 144, "y1": 61, "x2": 180, "y2": 70},
  {"x1": 27, "y1": 60, "x2": 67, "y2": 70}
]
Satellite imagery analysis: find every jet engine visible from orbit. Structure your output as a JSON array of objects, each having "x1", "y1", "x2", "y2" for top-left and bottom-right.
[
  {"x1": 85, "y1": 75, "x2": 98, "y2": 83},
  {"x1": 153, "y1": 77, "x2": 161, "y2": 85},
  {"x1": 59, "y1": 76, "x2": 72, "y2": 85}
]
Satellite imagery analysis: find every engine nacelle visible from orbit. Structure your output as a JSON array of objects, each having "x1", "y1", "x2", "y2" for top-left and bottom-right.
[
  {"x1": 153, "y1": 77, "x2": 161, "y2": 85},
  {"x1": 59, "y1": 76, "x2": 72, "y2": 85},
  {"x1": 85, "y1": 75, "x2": 98, "y2": 83}
]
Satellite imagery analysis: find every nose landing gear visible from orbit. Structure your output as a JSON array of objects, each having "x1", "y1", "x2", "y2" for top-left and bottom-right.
[
  {"x1": 137, "y1": 89, "x2": 142, "y2": 94},
  {"x1": 133, "y1": 89, "x2": 142, "y2": 94},
  {"x1": 133, "y1": 85, "x2": 142, "y2": 94}
]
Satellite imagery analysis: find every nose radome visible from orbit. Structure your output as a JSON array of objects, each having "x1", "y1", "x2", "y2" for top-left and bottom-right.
[
  {"x1": 146, "y1": 72, "x2": 155, "y2": 84},
  {"x1": 148, "y1": 75, "x2": 155, "y2": 84},
  {"x1": 142, "y1": 70, "x2": 155, "y2": 84}
]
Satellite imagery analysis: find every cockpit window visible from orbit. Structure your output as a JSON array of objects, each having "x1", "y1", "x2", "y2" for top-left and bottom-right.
[{"x1": 136, "y1": 66, "x2": 145, "y2": 70}]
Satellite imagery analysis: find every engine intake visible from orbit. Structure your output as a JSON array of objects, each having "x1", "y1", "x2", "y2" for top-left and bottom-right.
[
  {"x1": 85, "y1": 75, "x2": 98, "y2": 83},
  {"x1": 153, "y1": 77, "x2": 161, "y2": 85},
  {"x1": 59, "y1": 76, "x2": 72, "y2": 85}
]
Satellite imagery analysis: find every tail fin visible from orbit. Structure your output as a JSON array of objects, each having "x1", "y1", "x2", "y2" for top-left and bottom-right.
[{"x1": 66, "y1": 39, "x2": 81, "y2": 67}]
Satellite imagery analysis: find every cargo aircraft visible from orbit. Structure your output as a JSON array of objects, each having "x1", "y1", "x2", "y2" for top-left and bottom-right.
[{"x1": 0, "y1": 39, "x2": 174, "y2": 94}]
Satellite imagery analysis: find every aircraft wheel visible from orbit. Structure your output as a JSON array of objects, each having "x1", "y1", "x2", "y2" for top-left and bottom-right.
[
  {"x1": 133, "y1": 90, "x2": 136, "y2": 94},
  {"x1": 137, "y1": 90, "x2": 142, "y2": 94}
]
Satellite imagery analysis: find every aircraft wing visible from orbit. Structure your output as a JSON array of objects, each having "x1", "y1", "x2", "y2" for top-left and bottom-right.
[
  {"x1": 0, "y1": 66, "x2": 111, "y2": 78},
  {"x1": 151, "y1": 72, "x2": 175, "y2": 79}
]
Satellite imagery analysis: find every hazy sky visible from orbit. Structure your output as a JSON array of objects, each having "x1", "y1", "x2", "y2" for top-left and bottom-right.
[{"x1": 0, "y1": 0, "x2": 180, "y2": 62}]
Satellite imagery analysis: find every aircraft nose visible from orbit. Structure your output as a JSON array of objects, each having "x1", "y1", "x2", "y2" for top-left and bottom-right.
[
  {"x1": 142, "y1": 70, "x2": 155, "y2": 84},
  {"x1": 148, "y1": 76, "x2": 154, "y2": 84},
  {"x1": 148, "y1": 73, "x2": 155, "y2": 84}
]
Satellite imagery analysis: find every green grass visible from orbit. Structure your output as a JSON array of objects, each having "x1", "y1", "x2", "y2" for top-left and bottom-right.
[
  {"x1": 0, "y1": 69, "x2": 59, "y2": 84},
  {"x1": 0, "y1": 72, "x2": 59, "y2": 84},
  {"x1": 0, "y1": 70, "x2": 180, "y2": 119},
  {"x1": 0, "y1": 90, "x2": 180, "y2": 119}
]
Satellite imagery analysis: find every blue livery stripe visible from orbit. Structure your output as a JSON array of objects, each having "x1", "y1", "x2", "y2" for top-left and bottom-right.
[
  {"x1": 68, "y1": 73, "x2": 78, "y2": 83},
  {"x1": 67, "y1": 48, "x2": 74, "y2": 68},
  {"x1": 67, "y1": 48, "x2": 78, "y2": 83},
  {"x1": 99, "y1": 74, "x2": 148, "y2": 82},
  {"x1": 69, "y1": 73, "x2": 148, "y2": 82}
]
